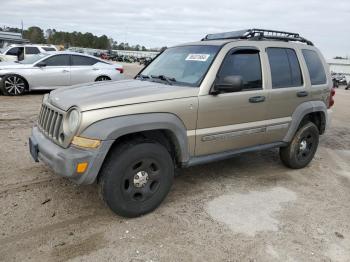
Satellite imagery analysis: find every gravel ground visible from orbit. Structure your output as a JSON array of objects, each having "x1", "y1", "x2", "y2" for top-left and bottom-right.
[{"x1": 0, "y1": 65, "x2": 349, "y2": 262}]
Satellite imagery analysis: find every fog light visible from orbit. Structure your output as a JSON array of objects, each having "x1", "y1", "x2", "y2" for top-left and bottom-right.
[
  {"x1": 76, "y1": 162, "x2": 88, "y2": 174},
  {"x1": 72, "y1": 136, "x2": 101, "y2": 149}
]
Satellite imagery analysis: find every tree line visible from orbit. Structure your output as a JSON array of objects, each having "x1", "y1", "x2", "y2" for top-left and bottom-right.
[{"x1": 0, "y1": 26, "x2": 163, "y2": 51}]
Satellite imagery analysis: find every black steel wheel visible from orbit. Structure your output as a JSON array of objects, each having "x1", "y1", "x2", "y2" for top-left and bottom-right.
[
  {"x1": 1, "y1": 75, "x2": 27, "y2": 96},
  {"x1": 280, "y1": 122, "x2": 319, "y2": 169},
  {"x1": 99, "y1": 140, "x2": 174, "y2": 217}
]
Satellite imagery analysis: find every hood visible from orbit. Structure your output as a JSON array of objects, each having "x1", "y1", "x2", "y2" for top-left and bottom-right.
[
  {"x1": 0, "y1": 62, "x2": 32, "y2": 69},
  {"x1": 49, "y1": 79, "x2": 199, "y2": 111}
]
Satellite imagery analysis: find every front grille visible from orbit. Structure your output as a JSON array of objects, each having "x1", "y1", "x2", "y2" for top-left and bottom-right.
[{"x1": 38, "y1": 103, "x2": 64, "y2": 142}]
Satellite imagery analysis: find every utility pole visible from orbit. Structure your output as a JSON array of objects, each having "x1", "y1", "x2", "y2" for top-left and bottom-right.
[{"x1": 21, "y1": 20, "x2": 24, "y2": 37}]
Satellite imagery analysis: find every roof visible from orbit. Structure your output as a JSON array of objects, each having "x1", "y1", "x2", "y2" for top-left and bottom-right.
[
  {"x1": 0, "y1": 31, "x2": 29, "y2": 43},
  {"x1": 45, "y1": 51, "x2": 109, "y2": 62},
  {"x1": 177, "y1": 29, "x2": 314, "y2": 48}
]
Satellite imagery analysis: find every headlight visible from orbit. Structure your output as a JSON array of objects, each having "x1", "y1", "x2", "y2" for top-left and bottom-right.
[
  {"x1": 42, "y1": 94, "x2": 49, "y2": 103},
  {"x1": 64, "y1": 108, "x2": 81, "y2": 135}
]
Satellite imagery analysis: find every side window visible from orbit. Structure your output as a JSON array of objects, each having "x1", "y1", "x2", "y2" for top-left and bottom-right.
[
  {"x1": 302, "y1": 49, "x2": 327, "y2": 85},
  {"x1": 43, "y1": 55, "x2": 70, "y2": 66},
  {"x1": 218, "y1": 49, "x2": 262, "y2": 90},
  {"x1": 6, "y1": 47, "x2": 19, "y2": 56},
  {"x1": 71, "y1": 55, "x2": 98, "y2": 66},
  {"x1": 25, "y1": 47, "x2": 40, "y2": 55},
  {"x1": 267, "y1": 48, "x2": 303, "y2": 88}
]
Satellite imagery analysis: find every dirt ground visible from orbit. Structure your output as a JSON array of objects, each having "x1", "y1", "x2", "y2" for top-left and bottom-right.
[{"x1": 0, "y1": 64, "x2": 349, "y2": 262}]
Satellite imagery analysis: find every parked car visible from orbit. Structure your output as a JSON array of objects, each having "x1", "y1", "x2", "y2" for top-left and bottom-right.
[
  {"x1": 0, "y1": 51, "x2": 124, "y2": 95},
  {"x1": 0, "y1": 44, "x2": 58, "y2": 62},
  {"x1": 29, "y1": 29, "x2": 334, "y2": 217},
  {"x1": 331, "y1": 72, "x2": 347, "y2": 86}
]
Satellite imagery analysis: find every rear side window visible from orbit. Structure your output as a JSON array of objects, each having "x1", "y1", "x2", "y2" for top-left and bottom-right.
[
  {"x1": 267, "y1": 48, "x2": 303, "y2": 88},
  {"x1": 43, "y1": 55, "x2": 70, "y2": 66},
  {"x1": 302, "y1": 49, "x2": 327, "y2": 85},
  {"x1": 42, "y1": 47, "x2": 56, "y2": 51},
  {"x1": 25, "y1": 47, "x2": 40, "y2": 55},
  {"x1": 71, "y1": 55, "x2": 98, "y2": 66},
  {"x1": 219, "y1": 49, "x2": 262, "y2": 90}
]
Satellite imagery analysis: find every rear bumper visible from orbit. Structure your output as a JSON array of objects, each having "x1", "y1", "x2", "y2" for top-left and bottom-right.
[{"x1": 30, "y1": 126, "x2": 113, "y2": 184}]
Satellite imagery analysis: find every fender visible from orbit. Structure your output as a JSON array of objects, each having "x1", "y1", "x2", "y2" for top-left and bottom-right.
[
  {"x1": 80, "y1": 113, "x2": 190, "y2": 164},
  {"x1": 283, "y1": 101, "x2": 328, "y2": 142}
]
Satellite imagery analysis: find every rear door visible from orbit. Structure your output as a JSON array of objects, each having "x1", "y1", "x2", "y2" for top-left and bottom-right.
[
  {"x1": 25, "y1": 46, "x2": 40, "y2": 60},
  {"x1": 70, "y1": 55, "x2": 100, "y2": 85},
  {"x1": 196, "y1": 47, "x2": 269, "y2": 156},
  {"x1": 30, "y1": 54, "x2": 70, "y2": 88},
  {"x1": 264, "y1": 47, "x2": 308, "y2": 142},
  {"x1": 301, "y1": 49, "x2": 330, "y2": 104}
]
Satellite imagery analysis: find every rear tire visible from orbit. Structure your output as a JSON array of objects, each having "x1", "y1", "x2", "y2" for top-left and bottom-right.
[
  {"x1": 95, "y1": 76, "x2": 111, "y2": 82},
  {"x1": 280, "y1": 122, "x2": 319, "y2": 169},
  {"x1": 0, "y1": 75, "x2": 27, "y2": 96},
  {"x1": 98, "y1": 140, "x2": 174, "y2": 217}
]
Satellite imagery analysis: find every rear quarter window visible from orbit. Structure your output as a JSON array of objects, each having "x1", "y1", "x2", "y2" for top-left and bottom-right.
[
  {"x1": 302, "y1": 49, "x2": 327, "y2": 85},
  {"x1": 25, "y1": 47, "x2": 40, "y2": 55}
]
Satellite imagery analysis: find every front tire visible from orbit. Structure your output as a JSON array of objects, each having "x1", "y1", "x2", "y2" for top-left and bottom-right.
[
  {"x1": 99, "y1": 140, "x2": 174, "y2": 217},
  {"x1": 280, "y1": 122, "x2": 319, "y2": 169},
  {"x1": 1, "y1": 75, "x2": 27, "y2": 96}
]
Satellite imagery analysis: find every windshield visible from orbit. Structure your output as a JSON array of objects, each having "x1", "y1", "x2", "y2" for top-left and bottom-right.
[
  {"x1": 19, "y1": 53, "x2": 49, "y2": 64},
  {"x1": 140, "y1": 45, "x2": 220, "y2": 87}
]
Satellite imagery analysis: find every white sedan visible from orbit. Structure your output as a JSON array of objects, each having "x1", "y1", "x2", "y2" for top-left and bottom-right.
[{"x1": 0, "y1": 51, "x2": 124, "y2": 96}]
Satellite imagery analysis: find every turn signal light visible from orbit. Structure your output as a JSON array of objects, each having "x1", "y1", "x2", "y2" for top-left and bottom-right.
[{"x1": 76, "y1": 162, "x2": 88, "y2": 174}]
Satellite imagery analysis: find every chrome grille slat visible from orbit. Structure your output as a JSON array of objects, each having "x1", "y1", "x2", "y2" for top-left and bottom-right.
[
  {"x1": 45, "y1": 109, "x2": 53, "y2": 131},
  {"x1": 49, "y1": 112, "x2": 58, "y2": 137},
  {"x1": 53, "y1": 114, "x2": 63, "y2": 140},
  {"x1": 43, "y1": 106, "x2": 50, "y2": 129},
  {"x1": 37, "y1": 103, "x2": 65, "y2": 143}
]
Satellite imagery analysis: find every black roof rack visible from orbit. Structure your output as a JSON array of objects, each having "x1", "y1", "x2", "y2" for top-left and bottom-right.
[{"x1": 202, "y1": 28, "x2": 314, "y2": 46}]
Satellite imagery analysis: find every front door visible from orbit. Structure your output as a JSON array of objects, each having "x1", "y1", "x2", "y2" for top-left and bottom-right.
[
  {"x1": 31, "y1": 54, "x2": 71, "y2": 88},
  {"x1": 195, "y1": 47, "x2": 269, "y2": 156}
]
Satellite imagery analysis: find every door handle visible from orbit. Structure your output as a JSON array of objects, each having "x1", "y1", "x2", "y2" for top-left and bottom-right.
[
  {"x1": 297, "y1": 91, "x2": 308, "y2": 97},
  {"x1": 92, "y1": 68, "x2": 99, "y2": 71},
  {"x1": 62, "y1": 70, "x2": 69, "y2": 73},
  {"x1": 249, "y1": 96, "x2": 266, "y2": 103}
]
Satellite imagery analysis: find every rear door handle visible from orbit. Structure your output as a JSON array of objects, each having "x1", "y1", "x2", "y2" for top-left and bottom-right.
[
  {"x1": 297, "y1": 91, "x2": 309, "y2": 97},
  {"x1": 62, "y1": 70, "x2": 69, "y2": 73},
  {"x1": 249, "y1": 96, "x2": 266, "y2": 103},
  {"x1": 92, "y1": 68, "x2": 99, "y2": 71}
]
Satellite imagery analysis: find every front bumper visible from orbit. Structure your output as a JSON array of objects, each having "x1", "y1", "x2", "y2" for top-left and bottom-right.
[{"x1": 29, "y1": 126, "x2": 113, "y2": 184}]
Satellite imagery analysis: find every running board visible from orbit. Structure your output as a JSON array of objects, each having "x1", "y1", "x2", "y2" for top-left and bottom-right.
[{"x1": 184, "y1": 142, "x2": 287, "y2": 167}]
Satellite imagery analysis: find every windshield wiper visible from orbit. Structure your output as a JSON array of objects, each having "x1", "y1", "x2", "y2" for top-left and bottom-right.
[
  {"x1": 135, "y1": 74, "x2": 151, "y2": 80},
  {"x1": 151, "y1": 75, "x2": 176, "y2": 85}
]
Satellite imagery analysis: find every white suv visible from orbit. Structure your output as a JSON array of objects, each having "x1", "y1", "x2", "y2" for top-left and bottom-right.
[{"x1": 0, "y1": 44, "x2": 58, "y2": 62}]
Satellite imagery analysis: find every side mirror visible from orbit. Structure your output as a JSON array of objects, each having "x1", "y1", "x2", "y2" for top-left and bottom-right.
[
  {"x1": 36, "y1": 61, "x2": 47, "y2": 68},
  {"x1": 212, "y1": 75, "x2": 243, "y2": 94}
]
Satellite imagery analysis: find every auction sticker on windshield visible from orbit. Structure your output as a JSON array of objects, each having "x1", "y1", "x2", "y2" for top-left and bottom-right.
[{"x1": 185, "y1": 54, "x2": 210, "y2": 62}]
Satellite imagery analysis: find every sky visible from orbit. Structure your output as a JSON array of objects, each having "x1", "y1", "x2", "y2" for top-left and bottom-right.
[{"x1": 1, "y1": 0, "x2": 349, "y2": 58}]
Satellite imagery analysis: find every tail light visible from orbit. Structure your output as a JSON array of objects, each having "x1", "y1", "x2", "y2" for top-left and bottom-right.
[
  {"x1": 328, "y1": 87, "x2": 335, "y2": 108},
  {"x1": 116, "y1": 68, "x2": 124, "y2": 74}
]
